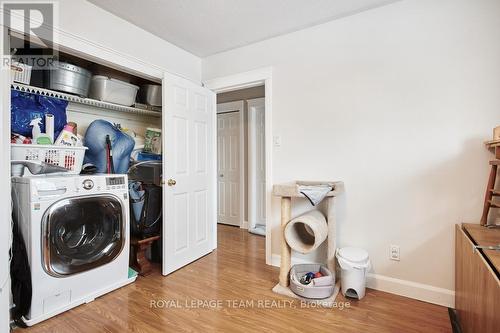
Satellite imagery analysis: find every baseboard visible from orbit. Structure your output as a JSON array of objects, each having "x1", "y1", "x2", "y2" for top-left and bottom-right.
[
  {"x1": 270, "y1": 254, "x2": 455, "y2": 308},
  {"x1": 366, "y1": 273, "x2": 454, "y2": 308},
  {"x1": 240, "y1": 221, "x2": 249, "y2": 229}
]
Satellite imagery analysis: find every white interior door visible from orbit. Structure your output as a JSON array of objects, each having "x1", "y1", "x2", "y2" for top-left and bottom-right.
[
  {"x1": 248, "y1": 98, "x2": 266, "y2": 228},
  {"x1": 217, "y1": 111, "x2": 241, "y2": 226},
  {"x1": 162, "y1": 72, "x2": 216, "y2": 275}
]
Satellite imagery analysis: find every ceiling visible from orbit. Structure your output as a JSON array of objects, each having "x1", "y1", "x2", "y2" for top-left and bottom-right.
[{"x1": 88, "y1": 0, "x2": 400, "y2": 57}]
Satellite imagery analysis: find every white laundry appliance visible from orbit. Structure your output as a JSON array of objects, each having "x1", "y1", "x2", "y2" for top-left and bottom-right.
[{"x1": 11, "y1": 174, "x2": 135, "y2": 326}]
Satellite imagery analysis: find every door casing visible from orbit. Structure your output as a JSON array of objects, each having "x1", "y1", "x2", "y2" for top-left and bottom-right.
[{"x1": 247, "y1": 97, "x2": 266, "y2": 230}]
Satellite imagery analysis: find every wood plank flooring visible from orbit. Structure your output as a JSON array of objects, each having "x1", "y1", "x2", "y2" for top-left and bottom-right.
[{"x1": 17, "y1": 225, "x2": 451, "y2": 333}]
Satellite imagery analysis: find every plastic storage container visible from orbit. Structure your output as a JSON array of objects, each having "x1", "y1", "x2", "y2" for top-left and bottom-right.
[
  {"x1": 289, "y1": 264, "x2": 334, "y2": 299},
  {"x1": 336, "y1": 247, "x2": 371, "y2": 300},
  {"x1": 89, "y1": 75, "x2": 139, "y2": 106},
  {"x1": 11, "y1": 144, "x2": 87, "y2": 176}
]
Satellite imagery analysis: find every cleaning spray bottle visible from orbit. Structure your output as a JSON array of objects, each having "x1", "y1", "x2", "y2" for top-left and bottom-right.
[
  {"x1": 30, "y1": 118, "x2": 42, "y2": 143},
  {"x1": 29, "y1": 117, "x2": 52, "y2": 145}
]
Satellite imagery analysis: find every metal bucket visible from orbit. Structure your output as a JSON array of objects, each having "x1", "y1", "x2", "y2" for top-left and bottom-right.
[
  {"x1": 138, "y1": 84, "x2": 162, "y2": 106},
  {"x1": 45, "y1": 61, "x2": 92, "y2": 97}
]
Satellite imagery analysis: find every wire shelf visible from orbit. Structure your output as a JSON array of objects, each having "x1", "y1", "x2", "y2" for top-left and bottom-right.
[{"x1": 11, "y1": 83, "x2": 162, "y2": 118}]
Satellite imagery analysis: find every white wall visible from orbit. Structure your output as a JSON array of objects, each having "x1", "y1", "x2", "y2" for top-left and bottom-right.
[
  {"x1": 57, "y1": 0, "x2": 201, "y2": 81},
  {"x1": 202, "y1": 0, "x2": 500, "y2": 306}
]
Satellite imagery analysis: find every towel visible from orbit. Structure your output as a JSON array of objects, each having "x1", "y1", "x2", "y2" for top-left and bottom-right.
[
  {"x1": 129, "y1": 181, "x2": 145, "y2": 222},
  {"x1": 298, "y1": 184, "x2": 332, "y2": 206}
]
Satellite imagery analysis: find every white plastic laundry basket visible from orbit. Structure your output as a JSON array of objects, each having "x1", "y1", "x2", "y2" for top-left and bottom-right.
[
  {"x1": 11, "y1": 144, "x2": 87, "y2": 176},
  {"x1": 11, "y1": 61, "x2": 32, "y2": 84},
  {"x1": 336, "y1": 247, "x2": 371, "y2": 300}
]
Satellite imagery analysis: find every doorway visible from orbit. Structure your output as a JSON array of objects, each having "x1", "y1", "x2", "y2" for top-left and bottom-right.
[
  {"x1": 204, "y1": 67, "x2": 273, "y2": 265},
  {"x1": 216, "y1": 86, "x2": 266, "y2": 237}
]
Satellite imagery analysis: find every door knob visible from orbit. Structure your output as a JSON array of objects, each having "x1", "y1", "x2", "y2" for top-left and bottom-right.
[
  {"x1": 167, "y1": 179, "x2": 177, "y2": 186},
  {"x1": 219, "y1": 174, "x2": 224, "y2": 178}
]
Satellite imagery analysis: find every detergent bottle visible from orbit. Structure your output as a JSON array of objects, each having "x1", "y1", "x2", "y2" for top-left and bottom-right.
[{"x1": 54, "y1": 123, "x2": 80, "y2": 147}]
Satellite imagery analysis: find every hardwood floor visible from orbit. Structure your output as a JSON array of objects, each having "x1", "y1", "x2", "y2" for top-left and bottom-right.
[{"x1": 18, "y1": 225, "x2": 451, "y2": 333}]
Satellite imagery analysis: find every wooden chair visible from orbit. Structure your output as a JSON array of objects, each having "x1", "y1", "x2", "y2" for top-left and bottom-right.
[{"x1": 481, "y1": 160, "x2": 500, "y2": 226}]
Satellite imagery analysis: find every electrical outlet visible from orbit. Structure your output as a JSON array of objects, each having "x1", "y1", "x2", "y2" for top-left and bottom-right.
[{"x1": 390, "y1": 245, "x2": 400, "y2": 261}]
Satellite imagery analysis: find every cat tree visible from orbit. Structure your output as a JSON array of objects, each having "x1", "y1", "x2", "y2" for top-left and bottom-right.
[{"x1": 272, "y1": 180, "x2": 344, "y2": 302}]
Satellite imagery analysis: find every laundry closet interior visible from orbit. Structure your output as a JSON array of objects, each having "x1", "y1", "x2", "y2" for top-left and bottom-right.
[{"x1": 7, "y1": 31, "x2": 215, "y2": 326}]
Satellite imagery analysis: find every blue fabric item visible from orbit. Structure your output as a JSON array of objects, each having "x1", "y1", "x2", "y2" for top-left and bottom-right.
[
  {"x1": 11, "y1": 90, "x2": 68, "y2": 138},
  {"x1": 129, "y1": 181, "x2": 145, "y2": 222},
  {"x1": 83, "y1": 120, "x2": 135, "y2": 174},
  {"x1": 137, "y1": 151, "x2": 162, "y2": 161}
]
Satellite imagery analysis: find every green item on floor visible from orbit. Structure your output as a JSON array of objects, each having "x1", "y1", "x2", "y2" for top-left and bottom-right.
[{"x1": 128, "y1": 267, "x2": 138, "y2": 279}]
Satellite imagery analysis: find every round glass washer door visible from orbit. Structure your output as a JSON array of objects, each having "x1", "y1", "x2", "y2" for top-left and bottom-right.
[{"x1": 42, "y1": 195, "x2": 125, "y2": 277}]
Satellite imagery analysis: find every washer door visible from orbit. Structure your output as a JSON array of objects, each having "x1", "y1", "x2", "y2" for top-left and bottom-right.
[{"x1": 42, "y1": 195, "x2": 125, "y2": 277}]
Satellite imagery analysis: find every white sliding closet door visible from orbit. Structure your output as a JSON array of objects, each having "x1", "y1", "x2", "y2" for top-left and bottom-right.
[{"x1": 162, "y1": 72, "x2": 216, "y2": 275}]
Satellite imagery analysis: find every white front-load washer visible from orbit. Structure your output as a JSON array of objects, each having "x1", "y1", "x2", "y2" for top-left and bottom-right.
[{"x1": 12, "y1": 174, "x2": 135, "y2": 326}]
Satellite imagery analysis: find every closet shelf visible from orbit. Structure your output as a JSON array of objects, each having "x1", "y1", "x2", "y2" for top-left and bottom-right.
[{"x1": 11, "y1": 83, "x2": 162, "y2": 118}]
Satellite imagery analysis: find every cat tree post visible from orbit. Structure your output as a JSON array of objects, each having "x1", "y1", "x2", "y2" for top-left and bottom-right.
[
  {"x1": 279, "y1": 197, "x2": 292, "y2": 287},
  {"x1": 326, "y1": 196, "x2": 336, "y2": 274}
]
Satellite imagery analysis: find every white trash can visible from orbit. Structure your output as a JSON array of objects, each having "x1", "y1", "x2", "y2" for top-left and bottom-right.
[{"x1": 336, "y1": 247, "x2": 371, "y2": 300}]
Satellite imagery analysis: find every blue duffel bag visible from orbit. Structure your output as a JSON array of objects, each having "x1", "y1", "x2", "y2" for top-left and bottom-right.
[{"x1": 83, "y1": 120, "x2": 135, "y2": 174}]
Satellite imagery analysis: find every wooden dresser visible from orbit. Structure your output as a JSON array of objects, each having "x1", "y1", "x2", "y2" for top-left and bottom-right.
[{"x1": 455, "y1": 224, "x2": 500, "y2": 333}]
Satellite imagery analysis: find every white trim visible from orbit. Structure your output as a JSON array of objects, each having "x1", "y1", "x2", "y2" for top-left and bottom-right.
[
  {"x1": 216, "y1": 101, "x2": 245, "y2": 229},
  {"x1": 366, "y1": 273, "x2": 454, "y2": 308},
  {"x1": 204, "y1": 67, "x2": 273, "y2": 93},
  {"x1": 216, "y1": 100, "x2": 245, "y2": 113},
  {"x1": 241, "y1": 221, "x2": 249, "y2": 230},
  {"x1": 247, "y1": 98, "x2": 266, "y2": 231},
  {"x1": 204, "y1": 67, "x2": 273, "y2": 266},
  {"x1": 248, "y1": 103, "x2": 256, "y2": 231},
  {"x1": 210, "y1": 93, "x2": 218, "y2": 251},
  {"x1": 270, "y1": 254, "x2": 454, "y2": 308}
]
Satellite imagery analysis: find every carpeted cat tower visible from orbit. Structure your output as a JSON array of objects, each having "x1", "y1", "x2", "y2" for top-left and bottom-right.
[{"x1": 272, "y1": 181, "x2": 344, "y2": 305}]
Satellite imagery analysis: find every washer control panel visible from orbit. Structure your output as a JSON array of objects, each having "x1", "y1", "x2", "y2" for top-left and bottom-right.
[
  {"x1": 27, "y1": 175, "x2": 129, "y2": 200},
  {"x1": 82, "y1": 179, "x2": 94, "y2": 190},
  {"x1": 106, "y1": 176, "x2": 126, "y2": 190}
]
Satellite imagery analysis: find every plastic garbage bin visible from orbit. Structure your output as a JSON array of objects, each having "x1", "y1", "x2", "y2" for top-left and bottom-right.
[{"x1": 336, "y1": 247, "x2": 371, "y2": 300}]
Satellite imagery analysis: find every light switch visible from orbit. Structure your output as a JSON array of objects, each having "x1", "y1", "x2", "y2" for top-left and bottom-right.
[{"x1": 273, "y1": 136, "x2": 282, "y2": 147}]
